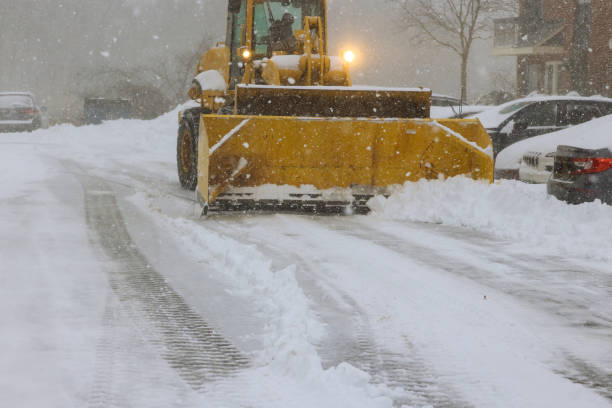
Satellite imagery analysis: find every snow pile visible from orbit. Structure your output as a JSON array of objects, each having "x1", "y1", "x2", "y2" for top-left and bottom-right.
[
  {"x1": 368, "y1": 176, "x2": 612, "y2": 261},
  {"x1": 496, "y1": 114, "x2": 612, "y2": 170},
  {"x1": 270, "y1": 55, "x2": 303, "y2": 70},
  {"x1": 130, "y1": 193, "x2": 405, "y2": 407},
  {"x1": 194, "y1": 70, "x2": 227, "y2": 92}
]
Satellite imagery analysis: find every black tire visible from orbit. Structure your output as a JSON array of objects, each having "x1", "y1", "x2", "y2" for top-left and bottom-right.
[
  {"x1": 29, "y1": 118, "x2": 41, "y2": 132},
  {"x1": 176, "y1": 107, "x2": 209, "y2": 191}
]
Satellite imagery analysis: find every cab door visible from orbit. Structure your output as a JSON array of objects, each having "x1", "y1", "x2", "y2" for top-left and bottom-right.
[{"x1": 227, "y1": 0, "x2": 248, "y2": 87}]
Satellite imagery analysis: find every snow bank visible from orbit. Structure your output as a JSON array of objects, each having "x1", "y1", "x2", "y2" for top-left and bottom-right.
[
  {"x1": 368, "y1": 177, "x2": 612, "y2": 261},
  {"x1": 129, "y1": 192, "x2": 406, "y2": 407}
]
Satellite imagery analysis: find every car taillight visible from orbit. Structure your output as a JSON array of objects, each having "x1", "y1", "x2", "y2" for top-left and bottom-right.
[
  {"x1": 572, "y1": 158, "x2": 612, "y2": 175},
  {"x1": 22, "y1": 108, "x2": 37, "y2": 116}
]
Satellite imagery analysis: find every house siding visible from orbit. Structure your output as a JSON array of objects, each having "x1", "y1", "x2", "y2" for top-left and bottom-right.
[{"x1": 514, "y1": 0, "x2": 611, "y2": 97}]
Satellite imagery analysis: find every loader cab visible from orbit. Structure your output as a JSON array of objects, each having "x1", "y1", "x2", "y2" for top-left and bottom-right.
[{"x1": 226, "y1": 0, "x2": 326, "y2": 85}]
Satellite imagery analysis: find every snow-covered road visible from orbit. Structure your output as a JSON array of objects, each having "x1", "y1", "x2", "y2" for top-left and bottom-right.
[{"x1": 1, "y1": 110, "x2": 611, "y2": 408}]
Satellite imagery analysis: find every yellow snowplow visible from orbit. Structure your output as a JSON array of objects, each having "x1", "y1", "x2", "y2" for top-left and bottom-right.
[{"x1": 177, "y1": 0, "x2": 493, "y2": 214}]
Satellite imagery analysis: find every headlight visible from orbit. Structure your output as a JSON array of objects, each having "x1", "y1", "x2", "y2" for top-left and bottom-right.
[
  {"x1": 240, "y1": 48, "x2": 252, "y2": 61},
  {"x1": 343, "y1": 50, "x2": 355, "y2": 64}
]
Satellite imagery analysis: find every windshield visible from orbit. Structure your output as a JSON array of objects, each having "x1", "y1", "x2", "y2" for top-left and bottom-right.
[
  {"x1": 253, "y1": 0, "x2": 324, "y2": 55},
  {"x1": 0, "y1": 95, "x2": 34, "y2": 109},
  {"x1": 499, "y1": 101, "x2": 532, "y2": 114}
]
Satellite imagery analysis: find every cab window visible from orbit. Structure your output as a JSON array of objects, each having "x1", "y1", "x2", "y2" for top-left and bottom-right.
[
  {"x1": 252, "y1": 0, "x2": 325, "y2": 56},
  {"x1": 227, "y1": 0, "x2": 247, "y2": 82}
]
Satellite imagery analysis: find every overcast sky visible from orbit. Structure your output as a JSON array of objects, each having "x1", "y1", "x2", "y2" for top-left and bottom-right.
[{"x1": 0, "y1": 0, "x2": 514, "y2": 115}]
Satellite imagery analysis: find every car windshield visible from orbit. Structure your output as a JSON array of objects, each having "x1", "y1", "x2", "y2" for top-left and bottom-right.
[
  {"x1": 498, "y1": 101, "x2": 531, "y2": 114},
  {"x1": 0, "y1": 95, "x2": 33, "y2": 108},
  {"x1": 253, "y1": 0, "x2": 324, "y2": 55}
]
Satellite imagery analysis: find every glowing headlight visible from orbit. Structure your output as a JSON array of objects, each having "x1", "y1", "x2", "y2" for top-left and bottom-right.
[
  {"x1": 242, "y1": 49, "x2": 252, "y2": 61},
  {"x1": 343, "y1": 50, "x2": 355, "y2": 64}
]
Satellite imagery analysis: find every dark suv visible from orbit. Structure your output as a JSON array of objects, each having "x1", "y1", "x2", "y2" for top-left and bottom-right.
[{"x1": 475, "y1": 96, "x2": 612, "y2": 155}]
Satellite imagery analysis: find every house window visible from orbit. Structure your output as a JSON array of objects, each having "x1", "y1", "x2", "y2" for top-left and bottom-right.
[
  {"x1": 524, "y1": 0, "x2": 542, "y2": 21},
  {"x1": 526, "y1": 63, "x2": 542, "y2": 93},
  {"x1": 575, "y1": 0, "x2": 591, "y2": 50},
  {"x1": 545, "y1": 61, "x2": 563, "y2": 95},
  {"x1": 571, "y1": 0, "x2": 591, "y2": 94}
]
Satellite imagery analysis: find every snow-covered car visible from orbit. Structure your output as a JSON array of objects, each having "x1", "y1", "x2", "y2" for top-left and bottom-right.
[
  {"x1": 430, "y1": 105, "x2": 490, "y2": 119},
  {"x1": 547, "y1": 116, "x2": 612, "y2": 205},
  {"x1": 473, "y1": 95, "x2": 612, "y2": 156},
  {"x1": 495, "y1": 114, "x2": 612, "y2": 181},
  {"x1": 496, "y1": 114, "x2": 612, "y2": 180},
  {"x1": 0, "y1": 92, "x2": 45, "y2": 132},
  {"x1": 431, "y1": 94, "x2": 461, "y2": 107},
  {"x1": 430, "y1": 93, "x2": 489, "y2": 118},
  {"x1": 518, "y1": 151, "x2": 555, "y2": 183}
]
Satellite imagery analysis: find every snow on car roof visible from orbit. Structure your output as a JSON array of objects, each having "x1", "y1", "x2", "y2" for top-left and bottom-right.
[
  {"x1": 0, "y1": 93, "x2": 35, "y2": 109},
  {"x1": 474, "y1": 94, "x2": 612, "y2": 129},
  {"x1": 495, "y1": 114, "x2": 612, "y2": 169},
  {"x1": 0, "y1": 91, "x2": 35, "y2": 98}
]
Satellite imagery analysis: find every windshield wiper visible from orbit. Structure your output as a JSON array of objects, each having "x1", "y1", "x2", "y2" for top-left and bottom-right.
[{"x1": 265, "y1": 0, "x2": 275, "y2": 24}]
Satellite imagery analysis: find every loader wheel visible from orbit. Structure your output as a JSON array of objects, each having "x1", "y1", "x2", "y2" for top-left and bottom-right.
[{"x1": 177, "y1": 108, "x2": 209, "y2": 190}]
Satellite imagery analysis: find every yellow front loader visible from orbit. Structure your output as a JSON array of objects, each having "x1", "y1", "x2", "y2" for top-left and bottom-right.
[{"x1": 177, "y1": 0, "x2": 493, "y2": 214}]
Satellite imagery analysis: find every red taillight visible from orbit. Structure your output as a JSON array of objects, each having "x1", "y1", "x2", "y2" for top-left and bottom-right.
[
  {"x1": 22, "y1": 108, "x2": 37, "y2": 116},
  {"x1": 572, "y1": 158, "x2": 612, "y2": 175}
]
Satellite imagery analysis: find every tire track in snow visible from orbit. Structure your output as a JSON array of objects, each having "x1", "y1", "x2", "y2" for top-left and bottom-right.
[
  {"x1": 87, "y1": 297, "x2": 118, "y2": 408},
  {"x1": 311, "y1": 216, "x2": 612, "y2": 402},
  {"x1": 201, "y1": 216, "x2": 469, "y2": 408},
  {"x1": 556, "y1": 356, "x2": 612, "y2": 402},
  {"x1": 72, "y1": 166, "x2": 249, "y2": 393},
  {"x1": 85, "y1": 160, "x2": 612, "y2": 404}
]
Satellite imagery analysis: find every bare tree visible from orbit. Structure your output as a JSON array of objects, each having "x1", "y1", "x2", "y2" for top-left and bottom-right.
[
  {"x1": 142, "y1": 37, "x2": 214, "y2": 103},
  {"x1": 72, "y1": 37, "x2": 214, "y2": 121},
  {"x1": 393, "y1": 0, "x2": 516, "y2": 103}
]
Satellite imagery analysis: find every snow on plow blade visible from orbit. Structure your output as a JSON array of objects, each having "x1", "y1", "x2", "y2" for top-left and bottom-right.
[{"x1": 197, "y1": 114, "x2": 493, "y2": 211}]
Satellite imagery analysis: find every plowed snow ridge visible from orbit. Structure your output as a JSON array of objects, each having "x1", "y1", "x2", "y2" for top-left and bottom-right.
[{"x1": 369, "y1": 176, "x2": 612, "y2": 262}]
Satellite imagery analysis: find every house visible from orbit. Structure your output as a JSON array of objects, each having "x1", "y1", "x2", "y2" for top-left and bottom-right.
[{"x1": 493, "y1": 0, "x2": 611, "y2": 97}]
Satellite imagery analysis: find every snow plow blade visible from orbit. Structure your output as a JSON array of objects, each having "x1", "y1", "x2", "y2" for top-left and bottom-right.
[{"x1": 197, "y1": 115, "x2": 493, "y2": 212}]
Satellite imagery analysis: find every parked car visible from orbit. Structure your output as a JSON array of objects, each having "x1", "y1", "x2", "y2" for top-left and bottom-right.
[
  {"x1": 519, "y1": 151, "x2": 555, "y2": 183},
  {"x1": 0, "y1": 92, "x2": 45, "y2": 132},
  {"x1": 431, "y1": 94, "x2": 461, "y2": 107},
  {"x1": 83, "y1": 98, "x2": 132, "y2": 125},
  {"x1": 474, "y1": 95, "x2": 612, "y2": 156},
  {"x1": 430, "y1": 93, "x2": 490, "y2": 119},
  {"x1": 547, "y1": 116, "x2": 612, "y2": 204},
  {"x1": 495, "y1": 114, "x2": 612, "y2": 181},
  {"x1": 475, "y1": 90, "x2": 514, "y2": 106}
]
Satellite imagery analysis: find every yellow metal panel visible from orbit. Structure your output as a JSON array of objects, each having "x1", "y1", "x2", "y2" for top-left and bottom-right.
[
  {"x1": 196, "y1": 46, "x2": 230, "y2": 83},
  {"x1": 198, "y1": 114, "x2": 493, "y2": 204}
]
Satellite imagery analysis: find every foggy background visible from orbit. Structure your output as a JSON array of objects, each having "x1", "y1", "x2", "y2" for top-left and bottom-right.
[{"x1": 0, "y1": 0, "x2": 515, "y2": 124}]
